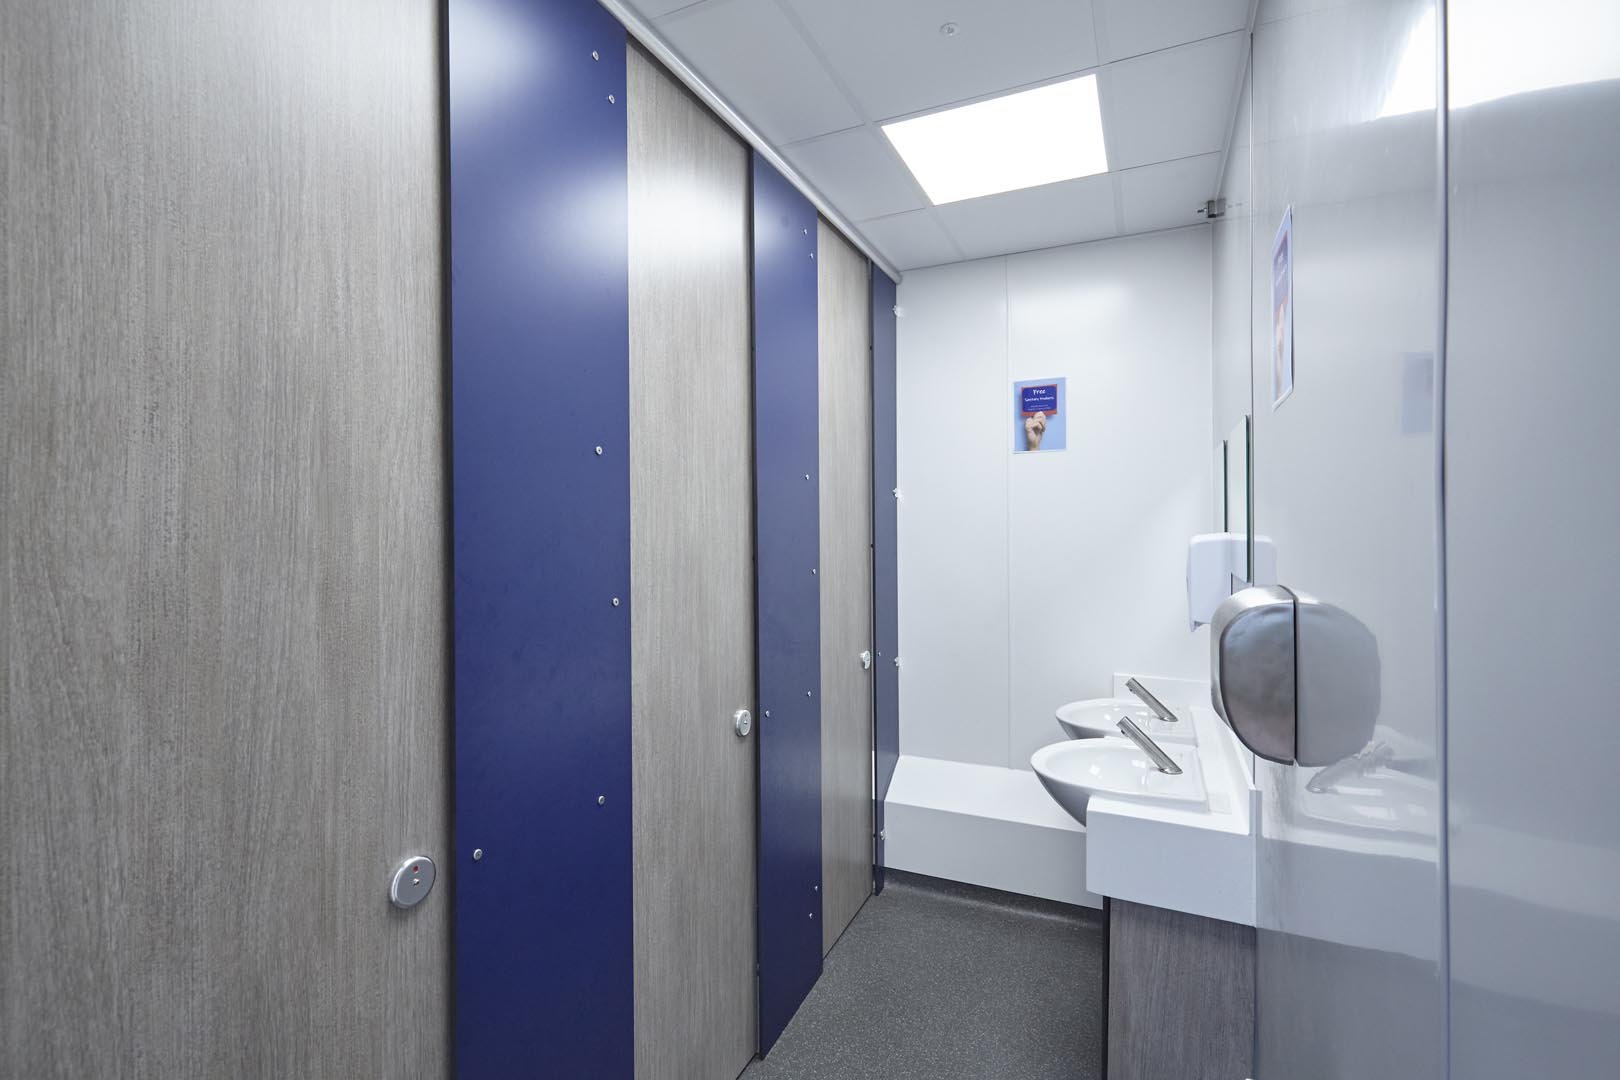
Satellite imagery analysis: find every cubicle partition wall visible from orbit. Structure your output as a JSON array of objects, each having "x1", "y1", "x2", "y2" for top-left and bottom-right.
[{"x1": 447, "y1": 2, "x2": 889, "y2": 1071}]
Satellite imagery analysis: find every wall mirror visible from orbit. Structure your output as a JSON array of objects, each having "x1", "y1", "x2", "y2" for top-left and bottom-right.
[{"x1": 1223, "y1": 415, "x2": 1253, "y2": 587}]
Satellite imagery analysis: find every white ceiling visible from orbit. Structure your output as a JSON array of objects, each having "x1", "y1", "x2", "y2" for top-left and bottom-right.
[{"x1": 628, "y1": 0, "x2": 1252, "y2": 272}]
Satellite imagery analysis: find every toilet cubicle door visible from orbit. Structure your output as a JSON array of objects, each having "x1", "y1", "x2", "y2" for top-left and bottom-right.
[
  {"x1": 627, "y1": 45, "x2": 758, "y2": 1080},
  {"x1": 752, "y1": 153, "x2": 824, "y2": 1053},
  {"x1": 817, "y1": 220, "x2": 875, "y2": 952},
  {"x1": 5, "y1": 1, "x2": 449, "y2": 1074},
  {"x1": 870, "y1": 270, "x2": 900, "y2": 893}
]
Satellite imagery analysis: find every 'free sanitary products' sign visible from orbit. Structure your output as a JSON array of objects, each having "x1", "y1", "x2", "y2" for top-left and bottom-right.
[{"x1": 1014, "y1": 377, "x2": 1065, "y2": 453}]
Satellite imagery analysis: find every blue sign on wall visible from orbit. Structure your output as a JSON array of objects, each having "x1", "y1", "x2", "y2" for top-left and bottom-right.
[
  {"x1": 1021, "y1": 383, "x2": 1059, "y2": 415},
  {"x1": 1013, "y1": 377, "x2": 1067, "y2": 453}
]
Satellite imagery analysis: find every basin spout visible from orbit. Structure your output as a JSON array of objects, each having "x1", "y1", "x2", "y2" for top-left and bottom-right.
[
  {"x1": 1125, "y1": 677, "x2": 1179, "y2": 724},
  {"x1": 1117, "y1": 717, "x2": 1183, "y2": 775}
]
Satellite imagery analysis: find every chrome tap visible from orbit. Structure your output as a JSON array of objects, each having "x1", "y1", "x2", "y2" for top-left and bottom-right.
[
  {"x1": 1126, "y1": 677, "x2": 1178, "y2": 724},
  {"x1": 1117, "y1": 717, "x2": 1183, "y2": 775}
]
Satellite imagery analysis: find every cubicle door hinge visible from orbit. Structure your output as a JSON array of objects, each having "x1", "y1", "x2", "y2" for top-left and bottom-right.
[{"x1": 1199, "y1": 197, "x2": 1227, "y2": 220}]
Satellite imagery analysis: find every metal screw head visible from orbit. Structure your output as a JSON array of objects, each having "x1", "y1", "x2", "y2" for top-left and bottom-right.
[
  {"x1": 940, "y1": 21, "x2": 959, "y2": 37},
  {"x1": 763, "y1": 709, "x2": 771, "y2": 719},
  {"x1": 594, "y1": 445, "x2": 604, "y2": 456},
  {"x1": 472, "y1": 848, "x2": 483, "y2": 861},
  {"x1": 804, "y1": 473, "x2": 811, "y2": 480},
  {"x1": 598, "y1": 795, "x2": 606, "y2": 806},
  {"x1": 591, "y1": 50, "x2": 600, "y2": 60},
  {"x1": 805, "y1": 690, "x2": 813, "y2": 698},
  {"x1": 802, "y1": 228, "x2": 808, "y2": 235},
  {"x1": 809, "y1": 252, "x2": 816, "y2": 260},
  {"x1": 612, "y1": 597, "x2": 621, "y2": 607},
  {"x1": 607, "y1": 94, "x2": 616, "y2": 104},
  {"x1": 811, "y1": 567, "x2": 817, "y2": 575}
]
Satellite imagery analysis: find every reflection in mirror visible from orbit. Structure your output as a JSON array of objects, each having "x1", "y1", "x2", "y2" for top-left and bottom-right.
[{"x1": 1223, "y1": 415, "x2": 1252, "y2": 585}]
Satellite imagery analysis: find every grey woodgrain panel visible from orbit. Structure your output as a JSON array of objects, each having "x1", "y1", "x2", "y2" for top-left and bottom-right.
[
  {"x1": 627, "y1": 45, "x2": 758, "y2": 1080},
  {"x1": 817, "y1": 220, "x2": 874, "y2": 954},
  {"x1": 1108, "y1": 900, "x2": 1255, "y2": 1080},
  {"x1": 0, "y1": 2, "x2": 449, "y2": 1077}
]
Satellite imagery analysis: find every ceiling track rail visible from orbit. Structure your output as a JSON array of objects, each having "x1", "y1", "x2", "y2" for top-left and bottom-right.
[{"x1": 597, "y1": 0, "x2": 903, "y2": 283}]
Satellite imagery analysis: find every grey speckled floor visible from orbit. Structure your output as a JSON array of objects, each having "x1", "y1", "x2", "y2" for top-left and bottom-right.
[{"x1": 741, "y1": 871, "x2": 1105, "y2": 1080}]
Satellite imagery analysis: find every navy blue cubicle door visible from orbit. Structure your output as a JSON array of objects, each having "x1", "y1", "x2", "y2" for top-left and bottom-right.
[
  {"x1": 751, "y1": 153, "x2": 825, "y2": 1055},
  {"x1": 870, "y1": 270, "x2": 899, "y2": 893},
  {"x1": 445, "y1": 0, "x2": 634, "y2": 1075}
]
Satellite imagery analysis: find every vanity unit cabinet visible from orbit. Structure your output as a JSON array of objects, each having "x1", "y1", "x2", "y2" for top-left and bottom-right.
[{"x1": 1106, "y1": 898, "x2": 1255, "y2": 1080}]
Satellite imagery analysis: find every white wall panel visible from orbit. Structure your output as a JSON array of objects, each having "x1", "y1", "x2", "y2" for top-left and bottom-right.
[
  {"x1": 898, "y1": 230, "x2": 1214, "y2": 772},
  {"x1": 1240, "y1": 1, "x2": 1446, "y2": 1075},
  {"x1": 1004, "y1": 229, "x2": 1214, "y2": 768},
  {"x1": 1446, "y1": 2, "x2": 1620, "y2": 1072},
  {"x1": 896, "y1": 258, "x2": 1011, "y2": 766}
]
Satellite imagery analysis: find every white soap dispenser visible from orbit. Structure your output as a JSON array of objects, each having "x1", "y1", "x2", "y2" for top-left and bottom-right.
[{"x1": 1186, "y1": 532, "x2": 1277, "y2": 630}]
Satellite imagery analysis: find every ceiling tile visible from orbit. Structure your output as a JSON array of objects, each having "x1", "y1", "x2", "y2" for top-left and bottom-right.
[
  {"x1": 1094, "y1": 0, "x2": 1250, "y2": 62},
  {"x1": 625, "y1": 0, "x2": 707, "y2": 19},
  {"x1": 1117, "y1": 153, "x2": 1221, "y2": 234},
  {"x1": 783, "y1": 127, "x2": 928, "y2": 222},
  {"x1": 858, "y1": 210, "x2": 961, "y2": 271},
  {"x1": 934, "y1": 173, "x2": 1117, "y2": 261},
  {"x1": 783, "y1": 0, "x2": 1099, "y2": 121},
  {"x1": 656, "y1": 0, "x2": 862, "y2": 144},
  {"x1": 1099, "y1": 31, "x2": 1247, "y2": 169}
]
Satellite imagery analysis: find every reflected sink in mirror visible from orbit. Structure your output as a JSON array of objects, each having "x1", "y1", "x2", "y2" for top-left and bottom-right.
[
  {"x1": 1295, "y1": 765, "x2": 1438, "y2": 840},
  {"x1": 1290, "y1": 735, "x2": 1439, "y2": 840},
  {"x1": 1031, "y1": 739, "x2": 1208, "y2": 826},
  {"x1": 1055, "y1": 697, "x2": 1197, "y2": 743}
]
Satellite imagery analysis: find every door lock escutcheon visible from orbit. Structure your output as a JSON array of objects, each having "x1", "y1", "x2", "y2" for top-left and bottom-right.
[{"x1": 389, "y1": 855, "x2": 436, "y2": 910}]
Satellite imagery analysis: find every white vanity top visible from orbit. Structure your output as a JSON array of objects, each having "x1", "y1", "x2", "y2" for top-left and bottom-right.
[{"x1": 1083, "y1": 704, "x2": 1258, "y2": 926}]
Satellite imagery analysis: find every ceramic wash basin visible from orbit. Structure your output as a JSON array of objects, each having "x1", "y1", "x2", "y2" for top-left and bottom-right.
[
  {"x1": 1055, "y1": 697, "x2": 1196, "y2": 743},
  {"x1": 1031, "y1": 738, "x2": 1208, "y2": 826}
]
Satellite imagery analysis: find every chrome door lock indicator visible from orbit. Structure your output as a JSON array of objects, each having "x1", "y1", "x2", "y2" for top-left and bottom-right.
[
  {"x1": 734, "y1": 709, "x2": 753, "y2": 738},
  {"x1": 389, "y1": 855, "x2": 436, "y2": 910}
]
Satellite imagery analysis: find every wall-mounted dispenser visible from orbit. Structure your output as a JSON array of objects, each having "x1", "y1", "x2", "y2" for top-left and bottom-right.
[
  {"x1": 1186, "y1": 532, "x2": 1277, "y2": 629},
  {"x1": 1209, "y1": 586, "x2": 1381, "y2": 766}
]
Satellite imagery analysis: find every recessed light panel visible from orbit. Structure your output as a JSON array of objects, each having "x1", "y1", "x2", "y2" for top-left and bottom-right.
[{"x1": 882, "y1": 76, "x2": 1109, "y2": 205}]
